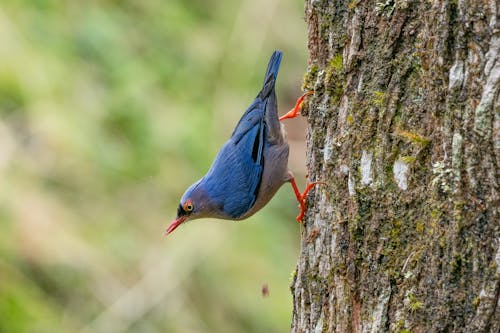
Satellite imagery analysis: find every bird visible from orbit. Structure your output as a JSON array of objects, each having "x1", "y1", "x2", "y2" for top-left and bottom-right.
[{"x1": 165, "y1": 50, "x2": 321, "y2": 235}]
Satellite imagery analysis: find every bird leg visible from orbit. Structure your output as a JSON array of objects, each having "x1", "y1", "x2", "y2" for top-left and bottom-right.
[
  {"x1": 289, "y1": 176, "x2": 326, "y2": 223},
  {"x1": 279, "y1": 91, "x2": 313, "y2": 121}
]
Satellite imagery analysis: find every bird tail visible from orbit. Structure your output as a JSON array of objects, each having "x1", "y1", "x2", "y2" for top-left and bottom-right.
[
  {"x1": 259, "y1": 50, "x2": 282, "y2": 99},
  {"x1": 263, "y1": 50, "x2": 282, "y2": 84}
]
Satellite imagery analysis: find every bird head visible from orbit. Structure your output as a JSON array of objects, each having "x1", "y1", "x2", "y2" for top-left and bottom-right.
[
  {"x1": 165, "y1": 180, "x2": 218, "y2": 235},
  {"x1": 165, "y1": 199, "x2": 194, "y2": 235}
]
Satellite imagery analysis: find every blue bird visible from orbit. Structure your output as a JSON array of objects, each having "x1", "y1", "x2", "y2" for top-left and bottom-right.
[{"x1": 166, "y1": 51, "x2": 320, "y2": 235}]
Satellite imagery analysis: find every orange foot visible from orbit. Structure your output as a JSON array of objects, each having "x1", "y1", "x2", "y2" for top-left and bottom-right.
[
  {"x1": 279, "y1": 91, "x2": 313, "y2": 121},
  {"x1": 289, "y1": 176, "x2": 326, "y2": 222}
]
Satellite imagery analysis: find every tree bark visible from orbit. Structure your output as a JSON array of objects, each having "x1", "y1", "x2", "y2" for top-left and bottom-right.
[{"x1": 291, "y1": 1, "x2": 499, "y2": 332}]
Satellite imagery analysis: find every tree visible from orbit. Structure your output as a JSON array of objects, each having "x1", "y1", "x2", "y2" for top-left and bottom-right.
[{"x1": 291, "y1": 1, "x2": 498, "y2": 332}]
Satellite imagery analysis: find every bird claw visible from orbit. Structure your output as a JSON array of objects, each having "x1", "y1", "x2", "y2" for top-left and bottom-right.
[
  {"x1": 279, "y1": 91, "x2": 313, "y2": 121},
  {"x1": 290, "y1": 178, "x2": 326, "y2": 223}
]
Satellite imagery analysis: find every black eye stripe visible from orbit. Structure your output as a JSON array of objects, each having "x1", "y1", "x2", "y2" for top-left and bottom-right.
[{"x1": 177, "y1": 204, "x2": 186, "y2": 216}]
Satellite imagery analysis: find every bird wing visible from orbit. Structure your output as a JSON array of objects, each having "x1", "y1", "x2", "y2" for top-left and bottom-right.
[
  {"x1": 202, "y1": 51, "x2": 283, "y2": 219},
  {"x1": 204, "y1": 100, "x2": 267, "y2": 218}
]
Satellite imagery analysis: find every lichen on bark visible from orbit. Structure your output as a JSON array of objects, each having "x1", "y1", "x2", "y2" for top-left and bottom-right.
[{"x1": 292, "y1": 1, "x2": 499, "y2": 332}]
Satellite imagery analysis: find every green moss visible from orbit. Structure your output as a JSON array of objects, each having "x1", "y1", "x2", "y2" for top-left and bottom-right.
[
  {"x1": 348, "y1": 0, "x2": 359, "y2": 10},
  {"x1": 329, "y1": 54, "x2": 343, "y2": 71},
  {"x1": 395, "y1": 319, "x2": 405, "y2": 329},
  {"x1": 400, "y1": 156, "x2": 416, "y2": 164},
  {"x1": 324, "y1": 55, "x2": 345, "y2": 104},
  {"x1": 302, "y1": 64, "x2": 319, "y2": 91},
  {"x1": 372, "y1": 91, "x2": 387, "y2": 107},
  {"x1": 395, "y1": 129, "x2": 431, "y2": 147},
  {"x1": 390, "y1": 220, "x2": 402, "y2": 240},
  {"x1": 310, "y1": 64, "x2": 319, "y2": 76},
  {"x1": 439, "y1": 237, "x2": 446, "y2": 248},
  {"x1": 430, "y1": 209, "x2": 441, "y2": 219},
  {"x1": 378, "y1": 218, "x2": 410, "y2": 280},
  {"x1": 348, "y1": 213, "x2": 364, "y2": 242},
  {"x1": 415, "y1": 221, "x2": 425, "y2": 234},
  {"x1": 408, "y1": 293, "x2": 423, "y2": 311}
]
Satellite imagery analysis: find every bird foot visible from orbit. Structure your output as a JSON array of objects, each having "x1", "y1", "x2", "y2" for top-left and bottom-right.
[
  {"x1": 289, "y1": 177, "x2": 326, "y2": 223},
  {"x1": 279, "y1": 91, "x2": 313, "y2": 121}
]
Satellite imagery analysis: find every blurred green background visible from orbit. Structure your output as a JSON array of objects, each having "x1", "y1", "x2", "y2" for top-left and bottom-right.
[{"x1": 0, "y1": 0, "x2": 309, "y2": 332}]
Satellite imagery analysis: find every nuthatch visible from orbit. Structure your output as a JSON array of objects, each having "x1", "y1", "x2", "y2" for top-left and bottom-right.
[{"x1": 166, "y1": 51, "x2": 320, "y2": 235}]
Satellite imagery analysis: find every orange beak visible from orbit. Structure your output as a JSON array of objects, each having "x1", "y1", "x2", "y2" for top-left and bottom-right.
[{"x1": 164, "y1": 216, "x2": 187, "y2": 236}]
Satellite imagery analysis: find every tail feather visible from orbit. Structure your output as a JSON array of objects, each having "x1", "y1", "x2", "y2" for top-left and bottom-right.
[
  {"x1": 260, "y1": 51, "x2": 283, "y2": 145},
  {"x1": 259, "y1": 50, "x2": 282, "y2": 99},
  {"x1": 263, "y1": 50, "x2": 283, "y2": 84}
]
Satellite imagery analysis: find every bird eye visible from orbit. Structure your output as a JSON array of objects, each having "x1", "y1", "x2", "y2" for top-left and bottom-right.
[{"x1": 184, "y1": 201, "x2": 194, "y2": 212}]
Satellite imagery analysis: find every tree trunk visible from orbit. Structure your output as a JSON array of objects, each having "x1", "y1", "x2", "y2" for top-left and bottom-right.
[{"x1": 291, "y1": 1, "x2": 499, "y2": 332}]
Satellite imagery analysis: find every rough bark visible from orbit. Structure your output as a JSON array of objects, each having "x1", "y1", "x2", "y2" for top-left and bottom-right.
[{"x1": 291, "y1": 1, "x2": 499, "y2": 332}]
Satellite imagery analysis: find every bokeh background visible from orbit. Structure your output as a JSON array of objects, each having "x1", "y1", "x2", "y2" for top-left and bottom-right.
[{"x1": 0, "y1": 1, "x2": 310, "y2": 332}]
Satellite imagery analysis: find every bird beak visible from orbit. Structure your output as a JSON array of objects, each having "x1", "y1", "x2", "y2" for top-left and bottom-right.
[{"x1": 164, "y1": 216, "x2": 187, "y2": 236}]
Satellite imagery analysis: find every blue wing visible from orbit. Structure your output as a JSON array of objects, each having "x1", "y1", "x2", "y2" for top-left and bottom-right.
[
  {"x1": 204, "y1": 99, "x2": 266, "y2": 218},
  {"x1": 202, "y1": 51, "x2": 282, "y2": 218}
]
